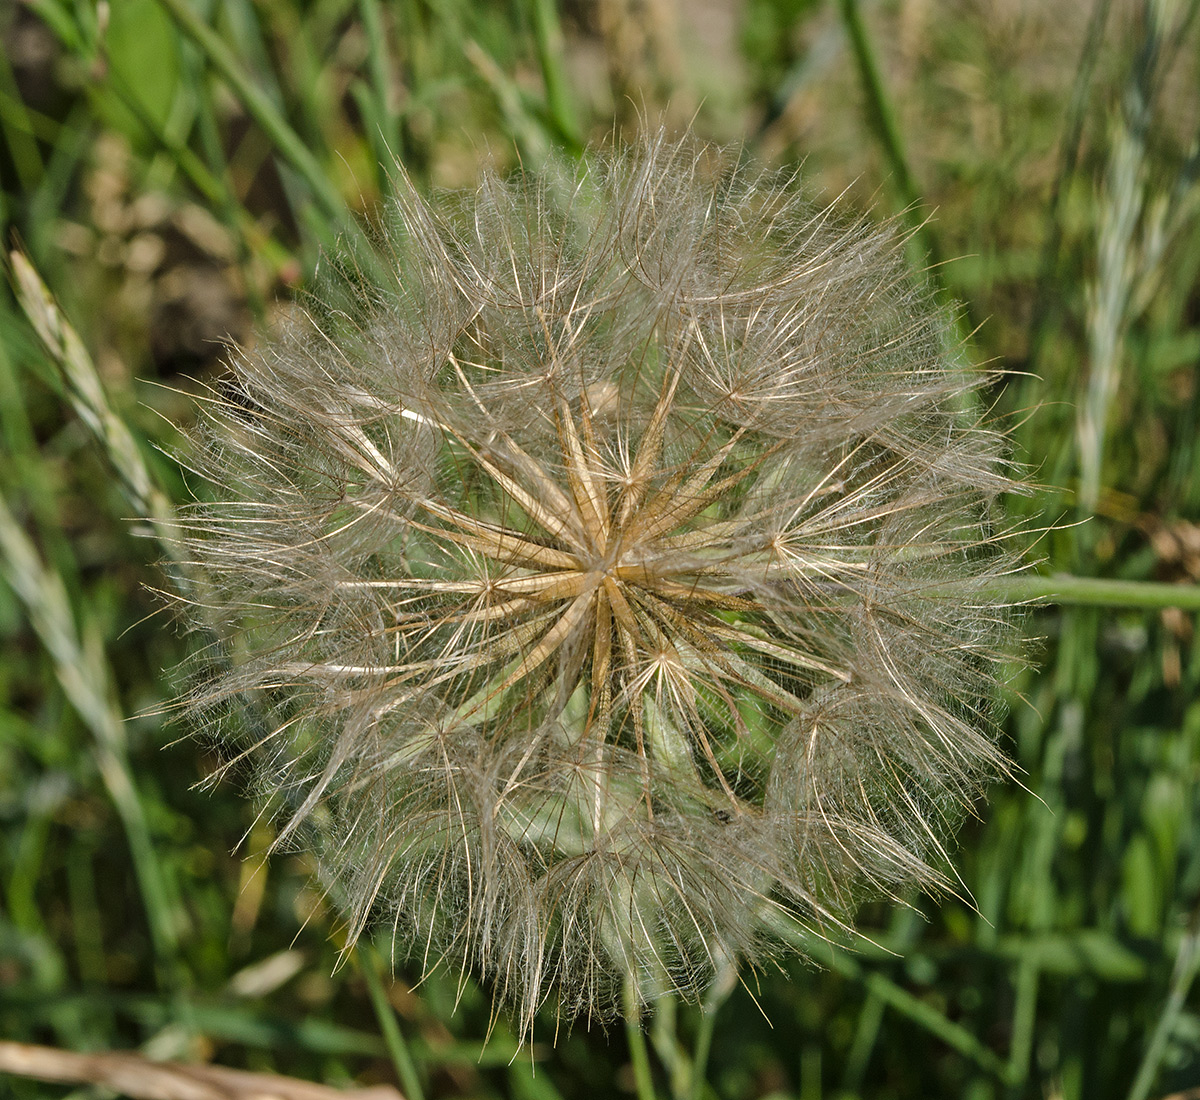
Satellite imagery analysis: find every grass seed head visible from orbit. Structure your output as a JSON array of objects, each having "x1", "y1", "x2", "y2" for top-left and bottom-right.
[{"x1": 184, "y1": 133, "x2": 1021, "y2": 1035}]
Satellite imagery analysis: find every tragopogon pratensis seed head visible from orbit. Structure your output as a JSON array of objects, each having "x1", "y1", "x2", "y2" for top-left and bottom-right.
[{"x1": 184, "y1": 133, "x2": 1020, "y2": 1034}]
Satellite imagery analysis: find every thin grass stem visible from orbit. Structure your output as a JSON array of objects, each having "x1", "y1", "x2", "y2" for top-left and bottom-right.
[
  {"x1": 0, "y1": 44, "x2": 45, "y2": 191},
  {"x1": 973, "y1": 574, "x2": 1200, "y2": 610},
  {"x1": 836, "y1": 0, "x2": 916, "y2": 210},
  {"x1": 358, "y1": 944, "x2": 425, "y2": 1100},
  {"x1": 1004, "y1": 957, "x2": 1039, "y2": 1091},
  {"x1": 1027, "y1": 0, "x2": 1114, "y2": 367},
  {"x1": 834, "y1": 0, "x2": 974, "y2": 344},
  {"x1": 0, "y1": 493, "x2": 184, "y2": 986},
  {"x1": 1126, "y1": 919, "x2": 1200, "y2": 1100},
  {"x1": 839, "y1": 988, "x2": 885, "y2": 1094},
  {"x1": 356, "y1": 0, "x2": 403, "y2": 194},
  {"x1": 623, "y1": 986, "x2": 659, "y2": 1100},
  {"x1": 770, "y1": 912, "x2": 1017, "y2": 1084},
  {"x1": 688, "y1": 1002, "x2": 721, "y2": 1100},
  {"x1": 528, "y1": 0, "x2": 581, "y2": 149}
]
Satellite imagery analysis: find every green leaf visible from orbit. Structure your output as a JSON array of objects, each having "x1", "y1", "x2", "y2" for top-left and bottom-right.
[{"x1": 100, "y1": 0, "x2": 182, "y2": 138}]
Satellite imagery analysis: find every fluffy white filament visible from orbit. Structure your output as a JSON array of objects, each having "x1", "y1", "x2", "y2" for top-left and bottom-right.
[{"x1": 183, "y1": 134, "x2": 1020, "y2": 1035}]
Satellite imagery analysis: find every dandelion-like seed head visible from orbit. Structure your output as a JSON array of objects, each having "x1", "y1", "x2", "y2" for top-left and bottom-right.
[{"x1": 185, "y1": 134, "x2": 1020, "y2": 1034}]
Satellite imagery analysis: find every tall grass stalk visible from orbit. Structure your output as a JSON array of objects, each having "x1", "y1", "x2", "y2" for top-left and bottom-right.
[
  {"x1": 1078, "y1": 0, "x2": 1194, "y2": 511},
  {"x1": 0, "y1": 493, "x2": 184, "y2": 983}
]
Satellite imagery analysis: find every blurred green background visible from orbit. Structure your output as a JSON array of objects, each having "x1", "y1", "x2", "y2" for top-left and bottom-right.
[{"x1": 2, "y1": 0, "x2": 1200, "y2": 1097}]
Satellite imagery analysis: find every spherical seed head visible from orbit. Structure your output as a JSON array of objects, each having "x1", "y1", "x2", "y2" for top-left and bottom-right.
[{"x1": 185, "y1": 134, "x2": 1020, "y2": 1034}]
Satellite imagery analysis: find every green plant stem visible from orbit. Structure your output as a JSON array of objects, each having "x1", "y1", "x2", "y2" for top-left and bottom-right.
[
  {"x1": 1027, "y1": 0, "x2": 1114, "y2": 365},
  {"x1": 836, "y1": 0, "x2": 917, "y2": 211},
  {"x1": 529, "y1": 0, "x2": 581, "y2": 149},
  {"x1": 688, "y1": 1004, "x2": 719, "y2": 1100},
  {"x1": 840, "y1": 988, "x2": 885, "y2": 1093},
  {"x1": 358, "y1": 945, "x2": 424, "y2": 1100},
  {"x1": 836, "y1": 0, "x2": 967, "y2": 332},
  {"x1": 624, "y1": 986, "x2": 658, "y2": 1100},
  {"x1": 0, "y1": 43, "x2": 45, "y2": 191},
  {"x1": 979, "y1": 574, "x2": 1200, "y2": 610},
  {"x1": 1005, "y1": 956, "x2": 1040, "y2": 1091},
  {"x1": 356, "y1": 0, "x2": 403, "y2": 192},
  {"x1": 439, "y1": 570, "x2": 1200, "y2": 735},
  {"x1": 358, "y1": 0, "x2": 392, "y2": 118},
  {"x1": 1126, "y1": 920, "x2": 1200, "y2": 1100}
]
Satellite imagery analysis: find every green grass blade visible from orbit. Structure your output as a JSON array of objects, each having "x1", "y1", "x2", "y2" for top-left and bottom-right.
[
  {"x1": 154, "y1": 0, "x2": 358, "y2": 248},
  {"x1": 770, "y1": 913, "x2": 1015, "y2": 1084},
  {"x1": 528, "y1": 0, "x2": 581, "y2": 149},
  {"x1": 358, "y1": 944, "x2": 425, "y2": 1100},
  {"x1": 0, "y1": 493, "x2": 184, "y2": 983},
  {"x1": 1126, "y1": 922, "x2": 1200, "y2": 1100}
]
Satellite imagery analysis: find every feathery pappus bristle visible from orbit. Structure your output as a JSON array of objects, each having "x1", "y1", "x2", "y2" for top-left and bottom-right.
[{"x1": 181, "y1": 132, "x2": 1022, "y2": 1036}]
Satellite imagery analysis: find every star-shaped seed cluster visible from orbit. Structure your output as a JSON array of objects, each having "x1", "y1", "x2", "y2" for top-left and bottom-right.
[{"x1": 186, "y1": 135, "x2": 1019, "y2": 1033}]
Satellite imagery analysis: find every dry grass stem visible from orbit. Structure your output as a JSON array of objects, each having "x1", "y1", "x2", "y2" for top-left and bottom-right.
[{"x1": 0, "y1": 1041, "x2": 404, "y2": 1100}]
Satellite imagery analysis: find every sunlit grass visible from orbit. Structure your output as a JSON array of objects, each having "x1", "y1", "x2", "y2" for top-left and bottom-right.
[{"x1": 2, "y1": 0, "x2": 1199, "y2": 1098}]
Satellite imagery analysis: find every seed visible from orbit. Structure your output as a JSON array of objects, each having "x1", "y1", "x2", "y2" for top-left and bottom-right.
[{"x1": 182, "y1": 132, "x2": 1022, "y2": 1035}]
